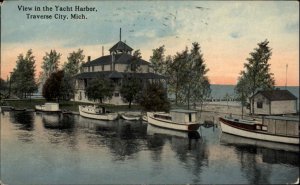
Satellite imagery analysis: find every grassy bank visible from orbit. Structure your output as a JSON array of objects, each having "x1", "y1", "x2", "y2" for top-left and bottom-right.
[{"x1": 2, "y1": 99, "x2": 144, "y2": 112}]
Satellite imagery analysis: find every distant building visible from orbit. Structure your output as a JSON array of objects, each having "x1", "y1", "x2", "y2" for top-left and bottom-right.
[
  {"x1": 74, "y1": 29, "x2": 165, "y2": 105},
  {"x1": 250, "y1": 90, "x2": 298, "y2": 115}
]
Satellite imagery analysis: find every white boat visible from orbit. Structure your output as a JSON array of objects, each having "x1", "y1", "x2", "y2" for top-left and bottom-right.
[
  {"x1": 79, "y1": 105, "x2": 118, "y2": 121},
  {"x1": 121, "y1": 112, "x2": 141, "y2": 121},
  {"x1": 147, "y1": 124, "x2": 200, "y2": 139},
  {"x1": 220, "y1": 132, "x2": 299, "y2": 152},
  {"x1": 219, "y1": 116, "x2": 299, "y2": 145},
  {"x1": 35, "y1": 103, "x2": 61, "y2": 113},
  {"x1": 147, "y1": 109, "x2": 201, "y2": 131}
]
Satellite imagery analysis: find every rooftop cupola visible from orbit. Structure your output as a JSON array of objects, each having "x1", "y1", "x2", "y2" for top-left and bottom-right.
[{"x1": 109, "y1": 28, "x2": 133, "y2": 55}]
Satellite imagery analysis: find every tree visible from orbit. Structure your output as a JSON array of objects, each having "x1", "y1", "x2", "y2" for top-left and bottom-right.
[
  {"x1": 181, "y1": 43, "x2": 210, "y2": 109},
  {"x1": 63, "y1": 49, "x2": 85, "y2": 76},
  {"x1": 150, "y1": 45, "x2": 167, "y2": 74},
  {"x1": 237, "y1": 40, "x2": 275, "y2": 114},
  {"x1": 167, "y1": 43, "x2": 210, "y2": 109},
  {"x1": 0, "y1": 78, "x2": 8, "y2": 100},
  {"x1": 235, "y1": 75, "x2": 251, "y2": 118},
  {"x1": 40, "y1": 50, "x2": 61, "y2": 84},
  {"x1": 42, "y1": 70, "x2": 64, "y2": 101},
  {"x1": 10, "y1": 49, "x2": 38, "y2": 98},
  {"x1": 168, "y1": 48, "x2": 189, "y2": 105},
  {"x1": 85, "y1": 78, "x2": 115, "y2": 103},
  {"x1": 120, "y1": 76, "x2": 142, "y2": 109},
  {"x1": 62, "y1": 49, "x2": 85, "y2": 100},
  {"x1": 120, "y1": 49, "x2": 143, "y2": 108},
  {"x1": 140, "y1": 82, "x2": 170, "y2": 112},
  {"x1": 126, "y1": 49, "x2": 142, "y2": 72}
]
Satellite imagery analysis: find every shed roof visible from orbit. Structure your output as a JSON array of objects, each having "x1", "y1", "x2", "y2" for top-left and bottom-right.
[
  {"x1": 253, "y1": 90, "x2": 297, "y2": 101},
  {"x1": 82, "y1": 53, "x2": 149, "y2": 67}
]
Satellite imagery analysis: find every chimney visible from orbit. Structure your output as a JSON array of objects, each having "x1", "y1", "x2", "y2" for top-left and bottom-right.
[
  {"x1": 120, "y1": 28, "x2": 121, "y2": 41},
  {"x1": 111, "y1": 53, "x2": 115, "y2": 71},
  {"x1": 102, "y1": 46, "x2": 104, "y2": 56},
  {"x1": 87, "y1": 56, "x2": 91, "y2": 62}
]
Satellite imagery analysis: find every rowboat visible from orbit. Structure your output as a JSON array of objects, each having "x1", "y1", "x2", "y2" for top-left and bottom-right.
[
  {"x1": 219, "y1": 116, "x2": 299, "y2": 145},
  {"x1": 79, "y1": 105, "x2": 118, "y2": 121},
  {"x1": 121, "y1": 112, "x2": 141, "y2": 121},
  {"x1": 147, "y1": 109, "x2": 200, "y2": 131}
]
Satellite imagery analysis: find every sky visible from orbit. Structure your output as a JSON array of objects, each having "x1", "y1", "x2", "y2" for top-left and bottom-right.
[{"x1": 1, "y1": 0, "x2": 299, "y2": 86}]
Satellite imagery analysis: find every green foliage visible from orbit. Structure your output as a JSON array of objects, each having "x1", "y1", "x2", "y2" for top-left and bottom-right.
[
  {"x1": 60, "y1": 73, "x2": 74, "y2": 101},
  {"x1": 61, "y1": 49, "x2": 85, "y2": 100},
  {"x1": 236, "y1": 40, "x2": 275, "y2": 114},
  {"x1": 167, "y1": 42, "x2": 210, "y2": 108},
  {"x1": 0, "y1": 78, "x2": 8, "y2": 100},
  {"x1": 63, "y1": 49, "x2": 85, "y2": 76},
  {"x1": 150, "y1": 45, "x2": 167, "y2": 74},
  {"x1": 41, "y1": 50, "x2": 62, "y2": 79},
  {"x1": 120, "y1": 75, "x2": 142, "y2": 109},
  {"x1": 85, "y1": 78, "x2": 115, "y2": 103},
  {"x1": 140, "y1": 82, "x2": 170, "y2": 112},
  {"x1": 126, "y1": 49, "x2": 142, "y2": 72},
  {"x1": 10, "y1": 49, "x2": 38, "y2": 98},
  {"x1": 0, "y1": 78, "x2": 8, "y2": 92},
  {"x1": 42, "y1": 70, "x2": 64, "y2": 101}
]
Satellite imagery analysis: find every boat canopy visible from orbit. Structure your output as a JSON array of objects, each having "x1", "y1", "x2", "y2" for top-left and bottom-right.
[{"x1": 170, "y1": 109, "x2": 198, "y2": 123}]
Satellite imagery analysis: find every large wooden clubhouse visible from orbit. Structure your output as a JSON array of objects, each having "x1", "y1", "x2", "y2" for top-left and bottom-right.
[{"x1": 74, "y1": 34, "x2": 165, "y2": 105}]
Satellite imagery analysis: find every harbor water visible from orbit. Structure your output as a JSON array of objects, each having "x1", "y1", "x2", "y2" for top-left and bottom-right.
[{"x1": 1, "y1": 111, "x2": 299, "y2": 184}]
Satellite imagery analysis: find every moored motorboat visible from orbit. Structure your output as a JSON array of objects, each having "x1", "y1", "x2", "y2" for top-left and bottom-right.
[
  {"x1": 35, "y1": 103, "x2": 61, "y2": 113},
  {"x1": 147, "y1": 109, "x2": 200, "y2": 131},
  {"x1": 79, "y1": 105, "x2": 118, "y2": 121},
  {"x1": 219, "y1": 116, "x2": 299, "y2": 145}
]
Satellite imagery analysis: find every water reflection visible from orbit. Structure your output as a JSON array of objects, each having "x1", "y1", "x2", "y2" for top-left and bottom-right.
[
  {"x1": 77, "y1": 117, "x2": 148, "y2": 161},
  {"x1": 9, "y1": 111, "x2": 34, "y2": 131},
  {"x1": 2, "y1": 112, "x2": 299, "y2": 184},
  {"x1": 220, "y1": 133, "x2": 299, "y2": 184},
  {"x1": 146, "y1": 124, "x2": 208, "y2": 184},
  {"x1": 42, "y1": 113, "x2": 75, "y2": 130},
  {"x1": 9, "y1": 111, "x2": 35, "y2": 143},
  {"x1": 40, "y1": 113, "x2": 77, "y2": 148}
]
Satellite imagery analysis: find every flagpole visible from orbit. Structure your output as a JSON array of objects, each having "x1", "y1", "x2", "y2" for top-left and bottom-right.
[{"x1": 285, "y1": 64, "x2": 288, "y2": 90}]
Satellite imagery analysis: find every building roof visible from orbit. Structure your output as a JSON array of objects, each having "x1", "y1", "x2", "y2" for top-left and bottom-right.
[
  {"x1": 253, "y1": 90, "x2": 297, "y2": 101},
  {"x1": 82, "y1": 53, "x2": 149, "y2": 67},
  {"x1": 109, "y1": 41, "x2": 133, "y2": 52},
  {"x1": 74, "y1": 71, "x2": 166, "y2": 79}
]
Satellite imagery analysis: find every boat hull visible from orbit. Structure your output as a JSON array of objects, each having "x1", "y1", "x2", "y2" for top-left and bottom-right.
[
  {"x1": 147, "y1": 113, "x2": 200, "y2": 132},
  {"x1": 79, "y1": 106, "x2": 118, "y2": 121},
  {"x1": 121, "y1": 114, "x2": 140, "y2": 121},
  {"x1": 219, "y1": 117, "x2": 299, "y2": 145}
]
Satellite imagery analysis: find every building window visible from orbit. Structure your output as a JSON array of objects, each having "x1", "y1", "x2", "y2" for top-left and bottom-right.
[
  {"x1": 92, "y1": 66, "x2": 94, "y2": 72},
  {"x1": 102, "y1": 65, "x2": 104, "y2": 71},
  {"x1": 114, "y1": 93, "x2": 119, "y2": 97},
  {"x1": 257, "y1": 102, "x2": 263, "y2": 108}
]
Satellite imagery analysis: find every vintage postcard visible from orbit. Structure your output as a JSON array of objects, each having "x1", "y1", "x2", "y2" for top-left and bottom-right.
[{"x1": 0, "y1": 1, "x2": 299, "y2": 184}]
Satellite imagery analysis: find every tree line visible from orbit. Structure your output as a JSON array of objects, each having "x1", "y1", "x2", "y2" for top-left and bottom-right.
[
  {"x1": 1, "y1": 39, "x2": 275, "y2": 114},
  {"x1": 4, "y1": 48, "x2": 85, "y2": 101}
]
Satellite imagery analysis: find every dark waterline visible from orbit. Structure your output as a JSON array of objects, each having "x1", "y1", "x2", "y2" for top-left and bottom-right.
[{"x1": 1, "y1": 111, "x2": 299, "y2": 184}]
